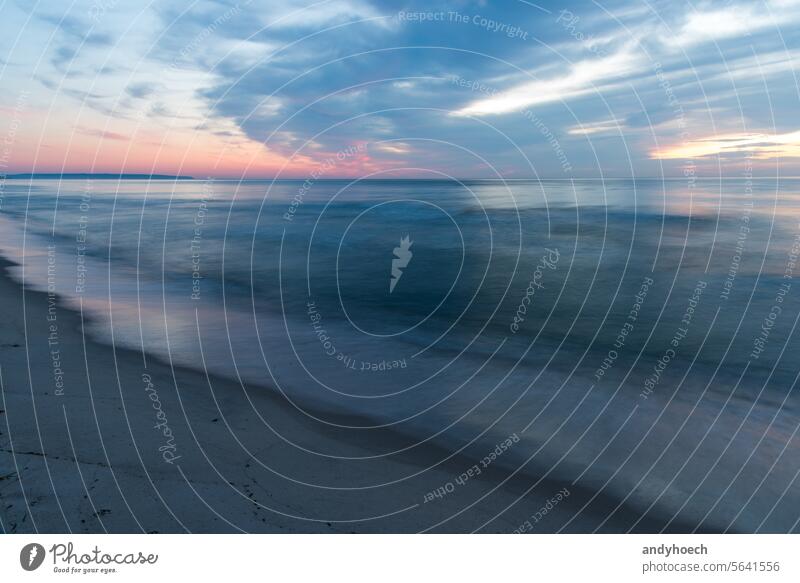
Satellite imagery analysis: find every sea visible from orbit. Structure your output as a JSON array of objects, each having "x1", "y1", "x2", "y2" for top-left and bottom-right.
[{"x1": 1, "y1": 177, "x2": 799, "y2": 531}]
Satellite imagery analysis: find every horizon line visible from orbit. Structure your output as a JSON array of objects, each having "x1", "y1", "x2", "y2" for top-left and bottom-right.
[{"x1": 5, "y1": 173, "x2": 797, "y2": 181}]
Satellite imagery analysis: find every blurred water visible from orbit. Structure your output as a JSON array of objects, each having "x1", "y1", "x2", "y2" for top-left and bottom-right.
[{"x1": 2, "y1": 177, "x2": 799, "y2": 529}]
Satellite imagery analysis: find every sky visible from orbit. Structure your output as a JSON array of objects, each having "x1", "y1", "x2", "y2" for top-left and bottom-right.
[{"x1": 1, "y1": 0, "x2": 800, "y2": 179}]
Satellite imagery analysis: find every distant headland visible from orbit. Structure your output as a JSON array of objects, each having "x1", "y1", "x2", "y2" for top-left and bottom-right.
[{"x1": 5, "y1": 173, "x2": 194, "y2": 180}]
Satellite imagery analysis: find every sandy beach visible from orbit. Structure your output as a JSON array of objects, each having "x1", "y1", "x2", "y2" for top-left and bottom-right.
[{"x1": 1, "y1": 254, "x2": 668, "y2": 534}]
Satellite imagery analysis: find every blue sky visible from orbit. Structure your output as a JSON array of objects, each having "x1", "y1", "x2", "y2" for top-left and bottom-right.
[{"x1": 1, "y1": 0, "x2": 799, "y2": 177}]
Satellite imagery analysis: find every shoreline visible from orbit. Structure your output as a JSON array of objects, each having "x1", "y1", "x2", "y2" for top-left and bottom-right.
[{"x1": 0, "y1": 253, "x2": 698, "y2": 533}]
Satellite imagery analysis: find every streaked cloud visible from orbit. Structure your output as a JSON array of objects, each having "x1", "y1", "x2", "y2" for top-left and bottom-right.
[
  {"x1": 652, "y1": 131, "x2": 800, "y2": 159},
  {"x1": 261, "y1": 0, "x2": 392, "y2": 29},
  {"x1": 373, "y1": 142, "x2": 411, "y2": 154},
  {"x1": 452, "y1": 49, "x2": 641, "y2": 117},
  {"x1": 74, "y1": 127, "x2": 129, "y2": 141},
  {"x1": 567, "y1": 118, "x2": 625, "y2": 136}
]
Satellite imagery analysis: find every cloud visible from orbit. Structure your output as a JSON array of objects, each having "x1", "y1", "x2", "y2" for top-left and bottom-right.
[
  {"x1": 567, "y1": 118, "x2": 625, "y2": 136},
  {"x1": 262, "y1": 0, "x2": 391, "y2": 29},
  {"x1": 651, "y1": 130, "x2": 800, "y2": 159},
  {"x1": 36, "y1": 13, "x2": 113, "y2": 46},
  {"x1": 126, "y1": 82, "x2": 156, "y2": 99},
  {"x1": 373, "y1": 142, "x2": 411, "y2": 154},
  {"x1": 51, "y1": 45, "x2": 78, "y2": 69},
  {"x1": 7, "y1": 0, "x2": 800, "y2": 177},
  {"x1": 451, "y1": 49, "x2": 641, "y2": 116},
  {"x1": 669, "y1": 2, "x2": 800, "y2": 47},
  {"x1": 252, "y1": 97, "x2": 285, "y2": 118},
  {"x1": 74, "y1": 127, "x2": 129, "y2": 141}
]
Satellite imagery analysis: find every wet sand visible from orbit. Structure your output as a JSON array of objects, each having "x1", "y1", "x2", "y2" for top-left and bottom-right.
[{"x1": 0, "y1": 256, "x2": 694, "y2": 533}]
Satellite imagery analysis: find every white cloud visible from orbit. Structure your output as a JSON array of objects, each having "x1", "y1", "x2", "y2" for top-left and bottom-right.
[
  {"x1": 253, "y1": 97, "x2": 285, "y2": 118},
  {"x1": 452, "y1": 49, "x2": 640, "y2": 116},
  {"x1": 668, "y1": 2, "x2": 800, "y2": 47},
  {"x1": 373, "y1": 142, "x2": 410, "y2": 154},
  {"x1": 567, "y1": 118, "x2": 625, "y2": 136},
  {"x1": 261, "y1": 0, "x2": 391, "y2": 29}
]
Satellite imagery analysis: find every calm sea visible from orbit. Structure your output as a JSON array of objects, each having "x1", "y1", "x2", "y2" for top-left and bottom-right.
[{"x1": 2, "y1": 177, "x2": 799, "y2": 530}]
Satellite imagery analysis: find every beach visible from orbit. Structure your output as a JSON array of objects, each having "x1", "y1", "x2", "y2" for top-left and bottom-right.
[{"x1": 0, "y1": 254, "x2": 631, "y2": 533}]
